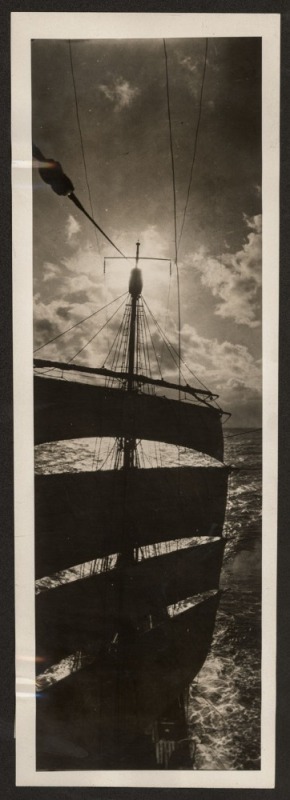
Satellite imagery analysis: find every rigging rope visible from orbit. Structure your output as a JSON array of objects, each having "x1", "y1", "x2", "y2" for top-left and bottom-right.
[
  {"x1": 143, "y1": 297, "x2": 214, "y2": 398},
  {"x1": 140, "y1": 303, "x2": 154, "y2": 384},
  {"x1": 67, "y1": 296, "x2": 128, "y2": 364},
  {"x1": 104, "y1": 301, "x2": 131, "y2": 386},
  {"x1": 163, "y1": 40, "x2": 178, "y2": 267},
  {"x1": 103, "y1": 315, "x2": 127, "y2": 370},
  {"x1": 33, "y1": 292, "x2": 127, "y2": 353},
  {"x1": 143, "y1": 298, "x2": 187, "y2": 385},
  {"x1": 142, "y1": 300, "x2": 163, "y2": 380},
  {"x1": 178, "y1": 39, "x2": 208, "y2": 253},
  {"x1": 95, "y1": 439, "x2": 117, "y2": 471},
  {"x1": 226, "y1": 428, "x2": 262, "y2": 439},
  {"x1": 159, "y1": 268, "x2": 172, "y2": 371},
  {"x1": 163, "y1": 39, "x2": 181, "y2": 393},
  {"x1": 68, "y1": 193, "x2": 128, "y2": 260},
  {"x1": 34, "y1": 144, "x2": 128, "y2": 260},
  {"x1": 68, "y1": 40, "x2": 101, "y2": 255}
]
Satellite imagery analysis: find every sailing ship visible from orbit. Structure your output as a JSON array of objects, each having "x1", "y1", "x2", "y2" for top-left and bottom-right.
[{"x1": 34, "y1": 233, "x2": 230, "y2": 769}]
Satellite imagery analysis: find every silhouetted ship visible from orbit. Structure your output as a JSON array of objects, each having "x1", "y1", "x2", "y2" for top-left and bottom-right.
[{"x1": 34, "y1": 242, "x2": 229, "y2": 770}]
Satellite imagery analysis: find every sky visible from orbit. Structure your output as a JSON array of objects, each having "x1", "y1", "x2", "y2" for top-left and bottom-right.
[{"x1": 32, "y1": 37, "x2": 262, "y2": 427}]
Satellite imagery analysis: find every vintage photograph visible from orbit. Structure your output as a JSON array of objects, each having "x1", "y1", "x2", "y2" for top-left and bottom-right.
[
  {"x1": 31, "y1": 35, "x2": 262, "y2": 772},
  {"x1": 12, "y1": 12, "x2": 279, "y2": 788}
]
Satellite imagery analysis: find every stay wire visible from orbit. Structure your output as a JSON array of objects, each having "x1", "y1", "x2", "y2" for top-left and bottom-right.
[
  {"x1": 226, "y1": 428, "x2": 262, "y2": 439},
  {"x1": 67, "y1": 296, "x2": 128, "y2": 364},
  {"x1": 151, "y1": 307, "x2": 222, "y2": 410},
  {"x1": 95, "y1": 439, "x2": 117, "y2": 472},
  {"x1": 68, "y1": 41, "x2": 128, "y2": 261},
  {"x1": 163, "y1": 39, "x2": 178, "y2": 267},
  {"x1": 143, "y1": 297, "x2": 212, "y2": 397},
  {"x1": 103, "y1": 314, "x2": 127, "y2": 370},
  {"x1": 142, "y1": 301, "x2": 163, "y2": 380},
  {"x1": 163, "y1": 39, "x2": 181, "y2": 392},
  {"x1": 33, "y1": 292, "x2": 127, "y2": 353},
  {"x1": 160, "y1": 269, "x2": 172, "y2": 370},
  {"x1": 163, "y1": 40, "x2": 221, "y2": 414},
  {"x1": 68, "y1": 194, "x2": 128, "y2": 261},
  {"x1": 68, "y1": 40, "x2": 100, "y2": 254},
  {"x1": 178, "y1": 38, "x2": 208, "y2": 253},
  {"x1": 143, "y1": 298, "x2": 189, "y2": 388}
]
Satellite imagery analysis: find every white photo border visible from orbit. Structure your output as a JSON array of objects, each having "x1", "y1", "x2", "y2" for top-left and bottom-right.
[{"x1": 12, "y1": 11, "x2": 280, "y2": 788}]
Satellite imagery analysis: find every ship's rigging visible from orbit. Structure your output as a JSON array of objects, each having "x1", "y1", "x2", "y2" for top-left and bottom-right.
[
  {"x1": 34, "y1": 239, "x2": 228, "y2": 478},
  {"x1": 33, "y1": 38, "x2": 230, "y2": 770}
]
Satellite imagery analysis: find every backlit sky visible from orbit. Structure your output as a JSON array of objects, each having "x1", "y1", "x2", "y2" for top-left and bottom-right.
[{"x1": 32, "y1": 37, "x2": 262, "y2": 426}]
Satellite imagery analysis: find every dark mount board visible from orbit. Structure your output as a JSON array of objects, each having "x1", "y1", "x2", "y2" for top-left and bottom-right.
[{"x1": 3, "y1": 2, "x2": 289, "y2": 799}]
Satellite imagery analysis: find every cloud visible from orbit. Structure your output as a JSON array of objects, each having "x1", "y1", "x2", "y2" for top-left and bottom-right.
[
  {"x1": 65, "y1": 214, "x2": 80, "y2": 241},
  {"x1": 244, "y1": 213, "x2": 262, "y2": 235},
  {"x1": 33, "y1": 235, "x2": 129, "y2": 362},
  {"x1": 33, "y1": 242, "x2": 262, "y2": 426},
  {"x1": 179, "y1": 324, "x2": 261, "y2": 424},
  {"x1": 34, "y1": 222, "x2": 166, "y2": 361},
  {"x1": 139, "y1": 318, "x2": 261, "y2": 424},
  {"x1": 181, "y1": 324, "x2": 261, "y2": 394},
  {"x1": 179, "y1": 55, "x2": 199, "y2": 74},
  {"x1": 42, "y1": 262, "x2": 62, "y2": 283},
  {"x1": 33, "y1": 290, "x2": 117, "y2": 364},
  {"x1": 99, "y1": 78, "x2": 140, "y2": 111},
  {"x1": 190, "y1": 214, "x2": 262, "y2": 327},
  {"x1": 176, "y1": 46, "x2": 213, "y2": 101}
]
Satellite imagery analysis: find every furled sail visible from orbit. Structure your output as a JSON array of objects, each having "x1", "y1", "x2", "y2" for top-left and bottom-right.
[
  {"x1": 34, "y1": 375, "x2": 224, "y2": 460},
  {"x1": 35, "y1": 466, "x2": 229, "y2": 579}
]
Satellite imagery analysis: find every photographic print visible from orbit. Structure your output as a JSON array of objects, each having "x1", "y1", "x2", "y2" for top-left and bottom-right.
[{"x1": 12, "y1": 12, "x2": 279, "y2": 789}]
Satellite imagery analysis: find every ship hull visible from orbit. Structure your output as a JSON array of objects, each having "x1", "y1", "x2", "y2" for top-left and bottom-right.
[{"x1": 36, "y1": 592, "x2": 220, "y2": 770}]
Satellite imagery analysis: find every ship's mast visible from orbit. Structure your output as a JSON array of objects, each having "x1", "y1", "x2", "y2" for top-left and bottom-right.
[
  {"x1": 127, "y1": 241, "x2": 140, "y2": 390},
  {"x1": 123, "y1": 242, "x2": 143, "y2": 470}
]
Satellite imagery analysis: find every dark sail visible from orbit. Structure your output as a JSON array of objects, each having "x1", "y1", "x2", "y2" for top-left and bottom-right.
[
  {"x1": 36, "y1": 540, "x2": 224, "y2": 671},
  {"x1": 35, "y1": 466, "x2": 229, "y2": 578},
  {"x1": 34, "y1": 358, "x2": 219, "y2": 402},
  {"x1": 34, "y1": 375, "x2": 224, "y2": 460},
  {"x1": 33, "y1": 236, "x2": 230, "y2": 770}
]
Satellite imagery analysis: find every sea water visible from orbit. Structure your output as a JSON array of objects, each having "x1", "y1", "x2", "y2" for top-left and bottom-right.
[
  {"x1": 35, "y1": 427, "x2": 262, "y2": 770},
  {"x1": 185, "y1": 428, "x2": 262, "y2": 770}
]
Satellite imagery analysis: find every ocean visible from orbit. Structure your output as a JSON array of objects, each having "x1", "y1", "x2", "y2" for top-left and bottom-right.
[
  {"x1": 186, "y1": 428, "x2": 262, "y2": 770},
  {"x1": 35, "y1": 427, "x2": 262, "y2": 771}
]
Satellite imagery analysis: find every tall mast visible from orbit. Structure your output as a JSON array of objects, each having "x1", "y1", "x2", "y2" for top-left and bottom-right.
[
  {"x1": 127, "y1": 241, "x2": 141, "y2": 390},
  {"x1": 123, "y1": 242, "x2": 143, "y2": 470}
]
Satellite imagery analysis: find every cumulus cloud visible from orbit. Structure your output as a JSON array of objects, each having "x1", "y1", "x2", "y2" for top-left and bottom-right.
[
  {"x1": 179, "y1": 55, "x2": 199, "y2": 74},
  {"x1": 33, "y1": 287, "x2": 125, "y2": 365},
  {"x1": 190, "y1": 214, "x2": 262, "y2": 328},
  {"x1": 33, "y1": 253, "x2": 262, "y2": 425},
  {"x1": 176, "y1": 47, "x2": 213, "y2": 101},
  {"x1": 141, "y1": 318, "x2": 261, "y2": 424},
  {"x1": 180, "y1": 324, "x2": 261, "y2": 424},
  {"x1": 42, "y1": 262, "x2": 62, "y2": 283},
  {"x1": 33, "y1": 212, "x2": 262, "y2": 425},
  {"x1": 33, "y1": 222, "x2": 168, "y2": 360},
  {"x1": 65, "y1": 214, "x2": 80, "y2": 241},
  {"x1": 33, "y1": 230, "x2": 136, "y2": 364},
  {"x1": 181, "y1": 324, "x2": 261, "y2": 393},
  {"x1": 99, "y1": 78, "x2": 140, "y2": 111}
]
